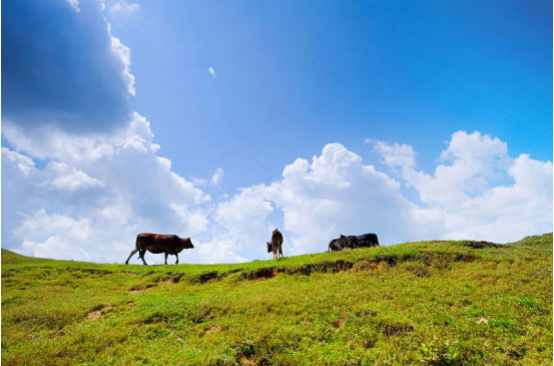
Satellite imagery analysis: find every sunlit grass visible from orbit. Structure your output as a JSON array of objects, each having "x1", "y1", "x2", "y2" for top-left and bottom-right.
[{"x1": 2, "y1": 233, "x2": 552, "y2": 365}]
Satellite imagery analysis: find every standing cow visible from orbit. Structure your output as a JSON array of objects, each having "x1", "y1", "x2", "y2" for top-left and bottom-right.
[
  {"x1": 125, "y1": 233, "x2": 194, "y2": 266},
  {"x1": 267, "y1": 229, "x2": 284, "y2": 259}
]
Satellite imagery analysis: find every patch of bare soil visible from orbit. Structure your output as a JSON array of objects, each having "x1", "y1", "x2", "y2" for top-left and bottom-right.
[
  {"x1": 466, "y1": 241, "x2": 502, "y2": 249},
  {"x1": 129, "y1": 283, "x2": 156, "y2": 295},
  {"x1": 87, "y1": 305, "x2": 112, "y2": 320}
]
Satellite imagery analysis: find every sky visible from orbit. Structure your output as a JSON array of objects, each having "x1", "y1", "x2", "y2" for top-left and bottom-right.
[{"x1": 2, "y1": 0, "x2": 552, "y2": 264}]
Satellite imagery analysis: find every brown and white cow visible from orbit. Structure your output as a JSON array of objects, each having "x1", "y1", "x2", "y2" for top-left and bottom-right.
[
  {"x1": 267, "y1": 229, "x2": 284, "y2": 259},
  {"x1": 125, "y1": 233, "x2": 194, "y2": 266}
]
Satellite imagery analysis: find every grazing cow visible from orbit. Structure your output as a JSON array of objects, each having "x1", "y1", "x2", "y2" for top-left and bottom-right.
[
  {"x1": 339, "y1": 235, "x2": 359, "y2": 249},
  {"x1": 267, "y1": 229, "x2": 284, "y2": 259},
  {"x1": 356, "y1": 233, "x2": 379, "y2": 248},
  {"x1": 125, "y1": 233, "x2": 194, "y2": 266},
  {"x1": 328, "y1": 235, "x2": 356, "y2": 251},
  {"x1": 328, "y1": 238, "x2": 342, "y2": 251},
  {"x1": 328, "y1": 233, "x2": 379, "y2": 251}
]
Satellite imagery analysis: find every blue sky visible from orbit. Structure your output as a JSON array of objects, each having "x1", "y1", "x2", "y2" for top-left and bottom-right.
[
  {"x1": 120, "y1": 1, "x2": 552, "y2": 188},
  {"x1": 2, "y1": 0, "x2": 552, "y2": 264}
]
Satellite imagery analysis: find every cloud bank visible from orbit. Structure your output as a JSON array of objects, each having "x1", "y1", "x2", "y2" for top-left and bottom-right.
[{"x1": 4, "y1": 127, "x2": 552, "y2": 263}]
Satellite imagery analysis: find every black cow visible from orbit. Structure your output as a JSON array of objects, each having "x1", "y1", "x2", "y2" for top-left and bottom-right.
[
  {"x1": 356, "y1": 233, "x2": 379, "y2": 248},
  {"x1": 328, "y1": 235, "x2": 357, "y2": 251},
  {"x1": 328, "y1": 238, "x2": 341, "y2": 251},
  {"x1": 339, "y1": 235, "x2": 359, "y2": 249},
  {"x1": 328, "y1": 233, "x2": 379, "y2": 251}
]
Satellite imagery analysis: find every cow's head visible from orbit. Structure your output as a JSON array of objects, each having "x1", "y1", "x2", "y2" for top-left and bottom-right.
[
  {"x1": 178, "y1": 237, "x2": 194, "y2": 251},
  {"x1": 267, "y1": 242, "x2": 273, "y2": 253}
]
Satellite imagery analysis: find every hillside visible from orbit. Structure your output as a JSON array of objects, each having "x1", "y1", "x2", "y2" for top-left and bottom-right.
[{"x1": 2, "y1": 234, "x2": 552, "y2": 365}]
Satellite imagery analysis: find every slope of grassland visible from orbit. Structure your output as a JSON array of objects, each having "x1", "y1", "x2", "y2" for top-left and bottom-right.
[{"x1": 2, "y1": 233, "x2": 552, "y2": 365}]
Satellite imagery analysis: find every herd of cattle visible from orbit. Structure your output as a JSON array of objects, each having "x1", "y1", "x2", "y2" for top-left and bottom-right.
[{"x1": 125, "y1": 229, "x2": 379, "y2": 265}]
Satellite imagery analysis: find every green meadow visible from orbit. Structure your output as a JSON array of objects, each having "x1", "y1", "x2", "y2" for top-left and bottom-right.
[{"x1": 2, "y1": 233, "x2": 552, "y2": 365}]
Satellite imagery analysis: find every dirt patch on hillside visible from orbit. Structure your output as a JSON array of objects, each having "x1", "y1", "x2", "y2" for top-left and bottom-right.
[
  {"x1": 287, "y1": 260, "x2": 355, "y2": 276},
  {"x1": 88, "y1": 301, "x2": 135, "y2": 321},
  {"x1": 87, "y1": 305, "x2": 112, "y2": 320},
  {"x1": 243, "y1": 267, "x2": 280, "y2": 281},
  {"x1": 199, "y1": 271, "x2": 219, "y2": 283},
  {"x1": 466, "y1": 241, "x2": 502, "y2": 249},
  {"x1": 129, "y1": 283, "x2": 156, "y2": 295},
  {"x1": 158, "y1": 274, "x2": 183, "y2": 284}
]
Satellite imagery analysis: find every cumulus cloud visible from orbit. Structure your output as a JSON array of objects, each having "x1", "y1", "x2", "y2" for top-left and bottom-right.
[
  {"x1": 2, "y1": 113, "x2": 211, "y2": 263},
  {"x1": 212, "y1": 143, "x2": 443, "y2": 258},
  {"x1": 208, "y1": 135, "x2": 551, "y2": 261},
  {"x1": 372, "y1": 131, "x2": 552, "y2": 242},
  {"x1": 3, "y1": 130, "x2": 551, "y2": 263},
  {"x1": 40, "y1": 162, "x2": 105, "y2": 192},
  {"x1": 216, "y1": 185, "x2": 276, "y2": 256},
  {"x1": 108, "y1": 1, "x2": 140, "y2": 18},
  {"x1": 372, "y1": 140, "x2": 416, "y2": 171}
]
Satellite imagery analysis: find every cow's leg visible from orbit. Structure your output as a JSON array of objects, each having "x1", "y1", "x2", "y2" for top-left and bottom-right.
[
  {"x1": 125, "y1": 249, "x2": 138, "y2": 264},
  {"x1": 279, "y1": 245, "x2": 283, "y2": 258},
  {"x1": 164, "y1": 253, "x2": 169, "y2": 265},
  {"x1": 172, "y1": 249, "x2": 179, "y2": 264},
  {"x1": 139, "y1": 250, "x2": 148, "y2": 266}
]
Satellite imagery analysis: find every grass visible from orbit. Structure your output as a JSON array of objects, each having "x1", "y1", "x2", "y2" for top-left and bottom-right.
[{"x1": 2, "y1": 233, "x2": 552, "y2": 365}]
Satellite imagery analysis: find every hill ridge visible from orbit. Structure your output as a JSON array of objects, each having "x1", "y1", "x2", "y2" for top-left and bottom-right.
[{"x1": 2, "y1": 233, "x2": 552, "y2": 365}]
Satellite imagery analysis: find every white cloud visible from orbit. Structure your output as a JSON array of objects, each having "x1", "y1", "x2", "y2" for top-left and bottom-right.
[
  {"x1": 107, "y1": 22, "x2": 136, "y2": 96},
  {"x1": 191, "y1": 239, "x2": 249, "y2": 265},
  {"x1": 2, "y1": 113, "x2": 159, "y2": 164},
  {"x1": 3, "y1": 131, "x2": 551, "y2": 264},
  {"x1": 65, "y1": 0, "x2": 80, "y2": 13},
  {"x1": 216, "y1": 185, "x2": 275, "y2": 254},
  {"x1": 208, "y1": 67, "x2": 217, "y2": 79},
  {"x1": 2, "y1": 123, "x2": 114, "y2": 164},
  {"x1": 2, "y1": 148, "x2": 35, "y2": 177},
  {"x1": 41, "y1": 162, "x2": 105, "y2": 192},
  {"x1": 108, "y1": 1, "x2": 140, "y2": 18},
  {"x1": 441, "y1": 153, "x2": 553, "y2": 242},
  {"x1": 372, "y1": 140, "x2": 416, "y2": 170},
  {"x1": 374, "y1": 131, "x2": 512, "y2": 208},
  {"x1": 372, "y1": 131, "x2": 552, "y2": 242},
  {"x1": 208, "y1": 134, "x2": 551, "y2": 261},
  {"x1": 2, "y1": 113, "x2": 211, "y2": 263},
  {"x1": 211, "y1": 143, "x2": 443, "y2": 258},
  {"x1": 211, "y1": 168, "x2": 224, "y2": 186}
]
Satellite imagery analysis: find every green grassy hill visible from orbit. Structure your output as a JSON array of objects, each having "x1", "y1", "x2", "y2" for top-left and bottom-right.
[{"x1": 2, "y1": 234, "x2": 552, "y2": 365}]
